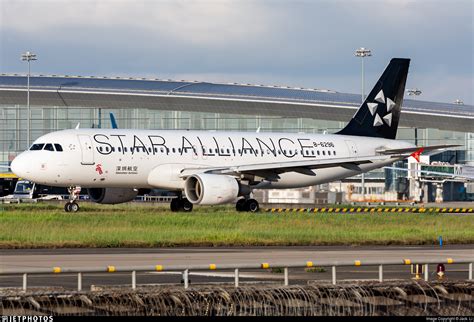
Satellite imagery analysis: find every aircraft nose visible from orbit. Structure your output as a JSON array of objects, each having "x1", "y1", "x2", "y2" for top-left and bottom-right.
[{"x1": 11, "y1": 153, "x2": 30, "y2": 178}]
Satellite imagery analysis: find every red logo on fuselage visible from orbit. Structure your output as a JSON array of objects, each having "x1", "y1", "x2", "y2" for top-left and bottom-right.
[{"x1": 95, "y1": 164, "x2": 103, "y2": 175}]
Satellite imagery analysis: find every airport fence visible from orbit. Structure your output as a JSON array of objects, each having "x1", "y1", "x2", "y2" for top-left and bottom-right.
[
  {"x1": 1, "y1": 258, "x2": 472, "y2": 292},
  {"x1": 2, "y1": 281, "x2": 473, "y2": 316}
]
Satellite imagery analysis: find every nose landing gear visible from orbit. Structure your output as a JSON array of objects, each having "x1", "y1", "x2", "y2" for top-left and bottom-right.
[
  {"x1": 65, "y1": 201, "x2": 80, "y2": 213},
  {"x1": 64, "y1": 186, "x2": 81, "y2": 213}
]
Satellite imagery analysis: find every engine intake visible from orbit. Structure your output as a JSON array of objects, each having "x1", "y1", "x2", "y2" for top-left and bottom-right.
[
  {"x1": 88, "y1": 188, "x2": 138, "y2": 204},
  {"x1": 184, "y1": 174, "x2": 239, "y2": 205}
]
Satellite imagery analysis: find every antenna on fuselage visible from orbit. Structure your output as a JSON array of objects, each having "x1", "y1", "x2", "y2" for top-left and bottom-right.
[
  {"x1": 75, "y1": 123, "x2": 80, "y2": 129},
  {"x1": 256, "y1": 127, "x2": 261, "y2": 133}
]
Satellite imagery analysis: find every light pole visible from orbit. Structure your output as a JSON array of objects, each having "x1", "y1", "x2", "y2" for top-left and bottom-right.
[
  {"x1": 355, "y1": 47, "x2": 371, "y2": 201},
  {"x1": 355, "y1": 47, "x2": 372, "y2": 102},
  {"x1": 21, "y1": 51, "x2": 37, "y2": 148},
  {"x1": 407, "y1": 88, "x2": 422, "y2": 146}
]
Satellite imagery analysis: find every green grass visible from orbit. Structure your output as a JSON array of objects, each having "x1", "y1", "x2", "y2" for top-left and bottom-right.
[{"x1": 0, "y1": 202, "x2": 473, "y2": 248}]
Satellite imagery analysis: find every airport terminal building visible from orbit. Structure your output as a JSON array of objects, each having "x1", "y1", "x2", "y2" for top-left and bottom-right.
[{"x1": 0, "y1": 74, "x2": 473, "y2": 203}]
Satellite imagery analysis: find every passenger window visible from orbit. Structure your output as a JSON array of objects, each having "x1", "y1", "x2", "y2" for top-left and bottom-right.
[
  {"x1": 118, "y1": 147, "x2": 122, "y2": 152},
  {"x1": 160, "y1": 148, "x2": 164, "y2": 153},
  {"x1": 30, "y1": 143, "x2": 45, "y2": 151},
  {"x1": 44, "y1": 143, "x2": 54, "y2": 151},
  {"x1": 172, "y1": 148, "x2": 176, "y2": 153},
  {"x1": 317, "y1": 151, "x2": 320, "y2": 156},
  {"x1": 322, "y1": 151, "x2": 326, "y2": 156},
  {"x1": 124, "y1": 147, "x2": 128, "y2": 152},
  {"x1": 334, "y1": 151, "x2": 336, "y2": 156},
  {"x1": 328, "y1": 151, "x2": 331, "y2": 155}
]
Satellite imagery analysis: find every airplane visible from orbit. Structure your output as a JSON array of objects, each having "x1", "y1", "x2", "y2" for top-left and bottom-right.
[{"x1": 9, "y1": 58, "x2": 460, "y2": 212}]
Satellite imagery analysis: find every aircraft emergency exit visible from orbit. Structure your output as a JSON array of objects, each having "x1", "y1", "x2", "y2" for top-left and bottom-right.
[{"x1": 10, "y1": 58, "x2": 459, "y2": 212}]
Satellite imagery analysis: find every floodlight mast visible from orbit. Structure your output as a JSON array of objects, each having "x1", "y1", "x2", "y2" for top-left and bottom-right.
[
  {"x1": 407, "y1": 88, "x2": 422, "y2": 146},
  {"x1": 355, "y1": 47, "x2": 372, "y2": 102},
  {"x1": 21, "y1": 51, "x2": 37, "y2": 148},
  {"x1": 407, "y1": 88, "x2": 422, "y2": 97},
  {"x1": 354, "y1": 47, "x2": 372, "y2": 201}
]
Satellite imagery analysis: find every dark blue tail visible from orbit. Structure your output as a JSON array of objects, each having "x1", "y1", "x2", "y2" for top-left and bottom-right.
[{"x1": 337, "y1": 58, "x2": 410, "y2": 140}]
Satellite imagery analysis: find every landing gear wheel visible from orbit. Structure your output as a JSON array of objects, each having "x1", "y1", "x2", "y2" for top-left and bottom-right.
[
  {"x1": 245, "y1": 199, "x2": 259, "y2": 213},
  {"x1": 182, "y1": 199, "x2": 193, "y2": 212},
  {"x1": 65, "y1": 201, "x2": 80, "y2": 213},
  {"x1": 69, "y1": 202, "x2": 80, "y2": 212},
  {"x1": 170, "y1": 198, "x2": 181, "y2": 212},
  {"x1": 170, "y1": 198, "x2": 194, "y2": 212},
  {"x1": 236, "y1": 199, "x2": 246, "y2": 212}
]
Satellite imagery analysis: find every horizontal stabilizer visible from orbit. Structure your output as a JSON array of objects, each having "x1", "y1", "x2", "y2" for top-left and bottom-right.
[{"x1": 376, "y1": 144, "x2": 461, "y2": 155}]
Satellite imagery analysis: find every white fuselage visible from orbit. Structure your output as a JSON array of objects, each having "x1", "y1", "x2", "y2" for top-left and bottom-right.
[{"x1": 11, "y1": 129, "x2": 414, "y2": 190}]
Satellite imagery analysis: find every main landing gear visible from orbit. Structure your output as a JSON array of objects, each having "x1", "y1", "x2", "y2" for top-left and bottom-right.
[
  {"x1": 170, "y1": 196, "x2": 193, "y2": 212},
  {"x1": 236, "y1": 198, "x2": 259, "y2": 213},
  {"x1": 64, "y1": 186, "x2": 81, "y2": 213}
]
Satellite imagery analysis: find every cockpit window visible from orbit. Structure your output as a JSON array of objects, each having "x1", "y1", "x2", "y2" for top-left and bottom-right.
[
  {"x1": 44, "y1": 143, "x2": 55, "y2": 151},
  {"x1": 30, "y1": 143, "x2": 44, "y2": 151},
  {"x1": 54, "y1": 144, "x2": 63, "y2": 152}
]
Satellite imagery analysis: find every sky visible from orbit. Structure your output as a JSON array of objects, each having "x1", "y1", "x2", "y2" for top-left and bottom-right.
[{"x1": 0, "y1": 0, "x2": 472, "y2": 104}]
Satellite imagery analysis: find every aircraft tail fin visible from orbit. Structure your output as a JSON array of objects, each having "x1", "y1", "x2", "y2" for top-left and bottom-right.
[
  {"x1": 110, "y1": 112, "x2": 118, "y2": 129},
  {"x1": 337, "y1": 58, "x2": 410, "y2": 140}
]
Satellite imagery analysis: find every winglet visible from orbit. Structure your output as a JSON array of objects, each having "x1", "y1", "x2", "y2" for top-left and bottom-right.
[{"x1": 410, "y1": 147, "x2": 424, "y2": 162}]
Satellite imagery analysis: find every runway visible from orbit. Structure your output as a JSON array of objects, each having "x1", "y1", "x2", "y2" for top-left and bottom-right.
[
  {"x1": 1, "y1": 245, "x2": 473, "y2": 290},
  {"x1": 1, "y1": 245, "x2": 473, "y2": 270}
]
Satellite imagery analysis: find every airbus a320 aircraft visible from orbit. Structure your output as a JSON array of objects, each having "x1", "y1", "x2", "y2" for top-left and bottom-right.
[{"x1": 10, "y1": 58, "x2": 458, "y2": 212}]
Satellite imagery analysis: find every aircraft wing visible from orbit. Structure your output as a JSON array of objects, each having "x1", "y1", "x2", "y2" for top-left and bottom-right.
[
  {"x1": 180, "y1": 154, "x2": 398, "y2": 181},
  {"x1": 179, "y1": 144, "x2": 462, "y2": 182}
]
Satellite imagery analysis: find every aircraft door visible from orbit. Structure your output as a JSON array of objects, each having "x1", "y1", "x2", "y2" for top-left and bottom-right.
[
  {"x1": 78, "y1": 135, "x2": 95, "y2": 165},
  {"x1": 344, "y1": 140, "x2": 358, "y2": 157}
]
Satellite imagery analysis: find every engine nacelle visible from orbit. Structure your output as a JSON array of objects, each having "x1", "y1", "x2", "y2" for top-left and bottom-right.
[
  {"x1": 87, "y1": 188, "x2": 138, "y2": 204},
  {"x1": 184, "y1": 174, "x2": 239, "y2": 205}
]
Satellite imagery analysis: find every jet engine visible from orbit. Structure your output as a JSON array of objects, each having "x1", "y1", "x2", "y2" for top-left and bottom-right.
[
  {"x1": 184, "y1": 174, "x2": 240, "y2": 205},
  {"x1": 87, "y1": 188, "x2": 138, "y2": 204}
]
